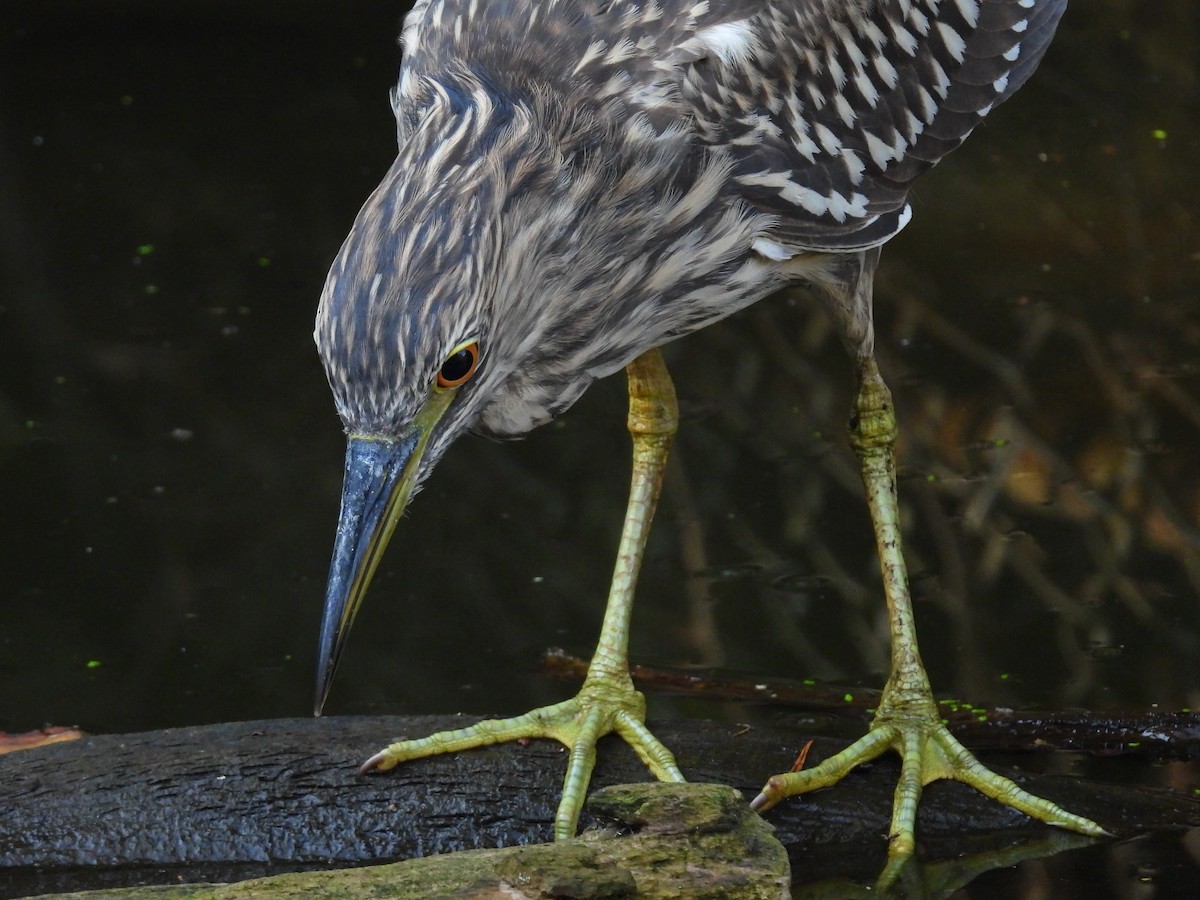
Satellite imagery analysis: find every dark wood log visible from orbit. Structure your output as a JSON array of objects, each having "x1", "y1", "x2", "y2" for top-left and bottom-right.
[
  {"x1": 2, "y1": 716, "x2": 1197, "y2": 898},
  {"x1": 21, "y1": 783, "x2": 790, "y2": 900}
]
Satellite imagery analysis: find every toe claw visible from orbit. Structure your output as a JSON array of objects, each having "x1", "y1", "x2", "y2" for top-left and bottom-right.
[
  {"x1": 360, "y1": 750, "x2": 390, "y2": 774},
  {"x1": 749, "y1": 777, "x2": 783, "y2": 812}
]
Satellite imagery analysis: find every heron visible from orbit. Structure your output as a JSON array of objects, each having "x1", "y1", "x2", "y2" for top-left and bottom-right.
[{"x1": 312, "y1": 0, "x2": 1105, "y2": 863}]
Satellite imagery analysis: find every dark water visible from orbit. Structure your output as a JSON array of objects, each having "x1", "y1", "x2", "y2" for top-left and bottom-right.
[{"x1": 2, "y1": 1, "x2": 1199, "y2": 895}]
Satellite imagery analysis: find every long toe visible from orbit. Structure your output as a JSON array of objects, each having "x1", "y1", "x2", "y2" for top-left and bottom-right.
[
  {"x1": 752, "y1": 715, "x2": 1107, "y2": 863},
  {"x1": 361, "y1": 682, "x2": 684, "y2": 840}
]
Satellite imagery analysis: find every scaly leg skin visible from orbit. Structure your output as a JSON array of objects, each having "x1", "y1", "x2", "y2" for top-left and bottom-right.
[
  {"x1": 363, "y1": 348, "x2": 685, "y2": 840},
  {"x1": 750, "y1": 355, "x2": 1107, "y2": 879}
]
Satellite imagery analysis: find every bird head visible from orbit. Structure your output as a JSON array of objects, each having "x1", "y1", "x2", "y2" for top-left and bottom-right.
[{"x1": 310, "y1": 72, "x2": 770, "y2": 713}]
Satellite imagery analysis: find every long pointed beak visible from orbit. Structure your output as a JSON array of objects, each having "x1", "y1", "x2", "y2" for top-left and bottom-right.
[{"x1": 313, "y1": 433, "x2": 422, "y2": 715}]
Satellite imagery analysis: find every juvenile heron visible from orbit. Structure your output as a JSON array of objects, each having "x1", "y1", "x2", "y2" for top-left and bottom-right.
[{"x1": 314, "y1": 0, "x2": 1104, "y2": 861}]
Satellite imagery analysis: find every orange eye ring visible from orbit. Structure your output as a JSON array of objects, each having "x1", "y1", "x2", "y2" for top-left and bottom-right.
[{"x1": 436, "y1": 341, "x2": 480, "y2": 389}]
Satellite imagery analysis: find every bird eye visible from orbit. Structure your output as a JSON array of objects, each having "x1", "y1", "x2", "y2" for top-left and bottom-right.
[{"x1": 436, "y1": 341, "x2": 480, "y2": 389}]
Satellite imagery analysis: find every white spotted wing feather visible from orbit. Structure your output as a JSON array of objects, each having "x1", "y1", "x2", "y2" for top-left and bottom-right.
[
  {"x1": 675, "y1": 0, "x2": 1068, "y2": 250},
  {"x1": 390, "y1": 0, "x2": 1066, "y2": 252}
]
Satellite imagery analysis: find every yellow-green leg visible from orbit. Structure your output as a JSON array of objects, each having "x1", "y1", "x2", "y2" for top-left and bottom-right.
[
  {"x1": 363, "y1": 348, "x2": 685, "y2": 839},
  {"x1": 750, "y1": 355, "x2": 1106, "y2": 865}
]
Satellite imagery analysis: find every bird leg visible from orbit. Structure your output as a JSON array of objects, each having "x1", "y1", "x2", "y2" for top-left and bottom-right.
[
  {"x1": 751, "y1": 354, "x2": 1106, "y2": 865},
  {"x1": 362, "y1": 347, "x2": 684, "y2": 839}
]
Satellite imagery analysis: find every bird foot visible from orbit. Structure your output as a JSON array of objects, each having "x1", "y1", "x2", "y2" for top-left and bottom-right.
[
  {"x1": 751, "y1": 710, "x2": 1109, "y2": 864},
  {"x1": 361, "y1": 674, "x2": 685, "y2": 839}
]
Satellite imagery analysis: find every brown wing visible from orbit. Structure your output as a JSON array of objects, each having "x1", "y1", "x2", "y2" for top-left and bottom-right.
[
  {"x1": 673, "y1": 0, "x2": 1068, "y2": 251},
  {"x1": 391, "y1": 0, "x2": 1065, "y2": 252}
]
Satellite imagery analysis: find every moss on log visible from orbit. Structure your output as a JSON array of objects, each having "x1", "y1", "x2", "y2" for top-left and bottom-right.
[
  {"x1": 2, "y1": 715, "x2": 1197, "y2": 897},
  {"x1": 38, "y1": 783, "x2": 789, "y2": 899}
]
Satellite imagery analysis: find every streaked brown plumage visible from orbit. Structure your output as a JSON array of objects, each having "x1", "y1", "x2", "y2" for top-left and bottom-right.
[
  {"x1": 317, "y1": 0, "x2": 1064, "y2": 451},
  {"x1": 313, "y1": 0, "x2": 1100, "y2": 870}
]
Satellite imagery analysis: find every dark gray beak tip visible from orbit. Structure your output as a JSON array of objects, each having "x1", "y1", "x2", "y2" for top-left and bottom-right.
[{"x1": 313, "y1": 434, "x2": 420, "y2": 717}]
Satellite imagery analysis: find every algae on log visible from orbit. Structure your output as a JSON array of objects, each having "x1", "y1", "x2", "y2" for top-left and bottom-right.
[
  {"x1": 37, "y1": 783, "x2": 790, "y2": 900},
  {"x1": 2, "y1": 715, "x2": 1199, "y2": 897}
]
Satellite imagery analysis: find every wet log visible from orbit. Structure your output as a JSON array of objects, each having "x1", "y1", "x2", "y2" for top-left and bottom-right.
[
  {"x1": 1, "y1": 715, "x2": 1198, "y2": 898},
  {"x1": 36, "y1": 783, "x2": 790, "y2": 900}
]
